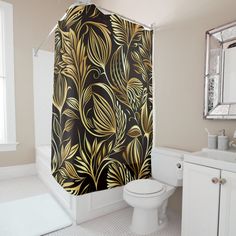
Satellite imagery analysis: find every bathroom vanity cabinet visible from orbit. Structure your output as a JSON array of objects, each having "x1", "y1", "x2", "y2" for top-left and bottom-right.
[{"x1": 181, "y1": 149, "x2": 236, "y2": 236}]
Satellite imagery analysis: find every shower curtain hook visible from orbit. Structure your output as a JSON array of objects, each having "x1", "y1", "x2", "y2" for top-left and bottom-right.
[{"x1": 33, "y1": 48, "x2": 38, "y2": 57}]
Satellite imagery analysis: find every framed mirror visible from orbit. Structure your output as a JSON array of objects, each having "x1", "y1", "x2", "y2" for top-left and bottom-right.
[{"x1": 204, "y1": 21, "x2": 236, "y2": 119}]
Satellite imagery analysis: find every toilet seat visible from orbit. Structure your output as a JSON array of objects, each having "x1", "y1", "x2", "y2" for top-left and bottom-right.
[{"x1": 124, "y1": 179, "x2": 166, "y2": 197}]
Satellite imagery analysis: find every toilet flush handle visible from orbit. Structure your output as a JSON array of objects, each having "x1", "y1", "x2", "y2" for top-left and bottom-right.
[{"x1": 176, "y1": 163, "x2": 182, "y2": 169}]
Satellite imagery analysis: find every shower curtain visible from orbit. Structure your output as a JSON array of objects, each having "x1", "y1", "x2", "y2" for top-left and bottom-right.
[{"x1": 51, "y1": 4, "x2": 153, "y2": 195}]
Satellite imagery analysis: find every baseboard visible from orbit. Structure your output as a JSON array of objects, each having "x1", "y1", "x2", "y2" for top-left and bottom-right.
[{"x1": 0, "y1": 163, "x2": 37, "y2": 180}]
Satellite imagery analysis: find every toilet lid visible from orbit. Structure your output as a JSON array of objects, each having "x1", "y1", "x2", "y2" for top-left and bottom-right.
[{"x1": 125, "y1": 179, "x2": 164, "y2": 195}]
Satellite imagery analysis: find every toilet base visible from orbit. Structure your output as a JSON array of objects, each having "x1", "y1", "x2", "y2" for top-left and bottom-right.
[{"x1": 130, "y1": 207, "x2": 168, "y2": 235}]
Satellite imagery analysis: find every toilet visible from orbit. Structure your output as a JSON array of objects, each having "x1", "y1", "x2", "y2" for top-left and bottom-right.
[{"x1": 123, "y1": 147, "x2": 187, "y2": 235}]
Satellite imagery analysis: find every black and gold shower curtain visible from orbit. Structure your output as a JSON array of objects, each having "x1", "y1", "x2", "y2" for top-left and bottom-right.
[{"x1": 51, "y1": 4, "x2": 153, "y2": 195}]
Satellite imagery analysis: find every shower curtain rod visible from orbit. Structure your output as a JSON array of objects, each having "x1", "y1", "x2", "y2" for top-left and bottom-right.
[{"x1": 34, "y1": 3, "x2": 154, "y2": 56}]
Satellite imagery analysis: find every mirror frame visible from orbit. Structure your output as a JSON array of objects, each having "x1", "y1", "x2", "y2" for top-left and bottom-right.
[{"x1": 204, "y1": 21, "x2": 236, "y2": 120}]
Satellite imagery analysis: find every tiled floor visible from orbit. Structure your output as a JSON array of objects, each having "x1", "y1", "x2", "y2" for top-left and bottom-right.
[
  {"x1": 47, "y1": 208, "x2": 181, "y2": 236},
  {"x1": 0, "y1": 176, "x2": 48, "y2": 203},
  {"x1": 0, "y1": 176, "x2": 181, "y2": 236}
]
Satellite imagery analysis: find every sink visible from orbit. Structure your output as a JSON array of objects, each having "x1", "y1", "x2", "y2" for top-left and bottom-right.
[
  {"x1": 184, "y1": 148, "x2": 236, "y2": 172},
  {"x1": 195, "y1": 148, "x2": 236, "y2": 162}
]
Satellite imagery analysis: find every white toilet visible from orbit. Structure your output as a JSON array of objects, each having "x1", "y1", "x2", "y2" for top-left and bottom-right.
[{"x1": 123, "y1": 147, "x2": 187, "y2": 235}]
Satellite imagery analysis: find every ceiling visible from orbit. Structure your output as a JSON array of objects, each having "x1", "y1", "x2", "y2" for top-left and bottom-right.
[{"x1": 93, "y1": 0, "x2": 236, "y2": 27}]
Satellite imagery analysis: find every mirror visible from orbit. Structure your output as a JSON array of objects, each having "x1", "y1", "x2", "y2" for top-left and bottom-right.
[
  {"x1": 204, "y1": 21, "x2": 236, "y2": 119},
  {"x1": 223, "y1": 45, "x2": 236, "y2": 103}
]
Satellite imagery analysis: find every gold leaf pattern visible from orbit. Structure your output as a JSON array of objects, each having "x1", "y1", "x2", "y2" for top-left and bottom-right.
[
  {"x1": 123, "y1": 138, "x2": 142, "y2": 178},
  {"x1": 110, "y1": 14, "x2": 143, "y2": 46},
  {"x1": 53, "y1": 74, "x2": 68, "y2": 112},
  {"x1": 127, "y1": 77, "x2": 143, "y2": 111},
  {"x1": 87, "y1": 27, "x2": 111, "y2": 68},
  {"x1": 127, "y1": 125, "x2": 142, "y2": 138},
  {"x1": 107, "y1": 162, "x2": 134, "y2": 188},
  {"x1": 141, "y1": 102, "x2": 153, "y2": 136},
  {"x1": 51, "y1": 4, "x2": 153, "y2": 196}
]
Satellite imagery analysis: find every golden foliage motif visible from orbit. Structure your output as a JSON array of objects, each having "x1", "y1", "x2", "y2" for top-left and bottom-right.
[{"x1": 51, "y1": 4, "x2": 153, "y2": 195}]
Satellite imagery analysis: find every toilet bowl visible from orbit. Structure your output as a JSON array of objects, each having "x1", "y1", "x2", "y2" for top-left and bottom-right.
[
  {"x1": 123, "y1": 179, "x2": 175, "y2": 235},
  {"x1": 123, "y1": 147, "x2": 187, "y2": 235}
]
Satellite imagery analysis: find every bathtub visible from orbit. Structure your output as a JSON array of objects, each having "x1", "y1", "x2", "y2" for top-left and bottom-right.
[{"x1": 36, "y1": 145, "x2": 127, "y2": 224}]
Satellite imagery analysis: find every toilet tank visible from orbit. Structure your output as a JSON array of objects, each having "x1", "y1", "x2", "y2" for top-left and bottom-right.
[{"x1": 151, "y1": 147, "x2": 188, "y2": 187}]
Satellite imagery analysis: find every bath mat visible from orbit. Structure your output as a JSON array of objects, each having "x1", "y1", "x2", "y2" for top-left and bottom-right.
[{"x1": 0, "y1": 193, "x2": 72, "y2": 236}]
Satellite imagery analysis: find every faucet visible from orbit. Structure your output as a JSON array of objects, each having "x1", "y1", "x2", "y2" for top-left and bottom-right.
[{"x1": 229, "y1": 130, "x2": 236, "y2": 148}]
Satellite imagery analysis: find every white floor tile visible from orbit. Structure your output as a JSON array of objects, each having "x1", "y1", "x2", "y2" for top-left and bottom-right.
[
  {"x1": 46, "y1": 207, "x2": 181, "y2": 236},
  {"x1": 0, "y1": 176, "x2": 48, "y2": 203}
]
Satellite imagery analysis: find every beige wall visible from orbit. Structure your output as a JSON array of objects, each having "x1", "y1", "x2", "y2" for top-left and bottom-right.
[
  {"x1": 0, "y1": 0, "x2": 73, "y2": 167},
  {"x1": 93, "y1": 0, "x2": 236, "y2": 212}
]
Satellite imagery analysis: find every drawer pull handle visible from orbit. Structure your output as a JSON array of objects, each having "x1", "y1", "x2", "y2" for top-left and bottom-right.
[
  {"x1": 219, "y1": 178, "x2": 227, "y2": 185},
  {"x1": 211, "y1": 177, "x2": 219, "y2": 184}
]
